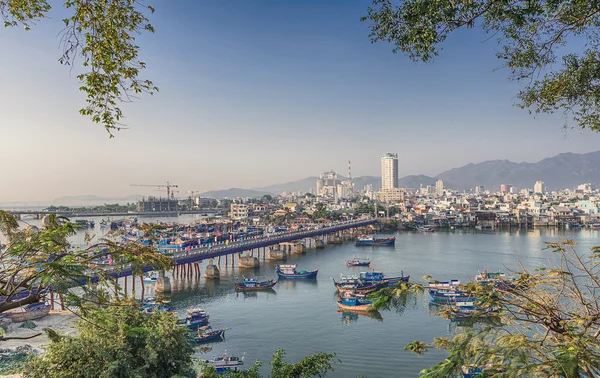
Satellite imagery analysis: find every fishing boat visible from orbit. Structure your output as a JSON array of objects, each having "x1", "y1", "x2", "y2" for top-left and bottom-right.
[
  {"x1": 337, "y1": 292, "x2": 374, "y2": 312},
  {"x1": 2, "y1": 302, "x2": 51, "y2": 323},
  {"x1": 234, "y1": 277, "x2": 277, "y2": 291},
  {"x1": 475, "y1": 269, "x2": 506, "y2": 285},
  {"x1": 345, "y1": 257, "x2": 371, "y2": 267},
  {"x1": 201, "y1": 352, "x2": 244, "y2": 373},
  {"x1": 276, "y1": 264, "x2": 318, "y2": 279},
  {"x1": 184, "y1": 308, "x2": 209, "y2": 328},
  {"x1": 189, "y1": 326, "x2": 226, "y2": 344},
  {"x1": 428, "y1": 280, "x2": 460, "y2": 292},
  {"x1": 143, "y1": 272, "x2": 157, "y2": 283},
  {"x1": 331, "y1": 274, "x2": 383, "y2": 294},
  {"x1": 355, "y1": 236, "x2": 396, "y2": 246},
  {"x1": 449, "y1": 301, "x2": 501, "y2": 319},
  {"x1": 416, "y1": 226, "x2": 434, "y2": 232},
  {"x1": 359, "y1": 270, "x2": 409, "y2": 286},
  {"x1": 431, "y1": 291, "x2": 473, "y2": 304}
]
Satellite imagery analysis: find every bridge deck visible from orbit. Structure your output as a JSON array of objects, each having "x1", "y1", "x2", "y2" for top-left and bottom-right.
[{"x1": 105, "y1": 218, "x2": 377, "y2": 278}]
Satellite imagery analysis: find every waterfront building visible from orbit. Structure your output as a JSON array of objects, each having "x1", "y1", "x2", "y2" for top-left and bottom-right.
[
  {"x1": 435, "y1": 179, "x2": 444, "y2": 196},
  {"x1": 136, "y1": 196, "x2": 178, "y2": 212},
  {"x1": 381, "y1": 153, "x2": 399, "y2": 190},
  {"x1": 379, "y1": 188, "x2": 404, "y2": 203},
  {"x1": 230, "y1": 203, "x2": 249, "y2": 220},
  {"x1": 534, "y1": 180, "x2": 545, "y2": 194}
]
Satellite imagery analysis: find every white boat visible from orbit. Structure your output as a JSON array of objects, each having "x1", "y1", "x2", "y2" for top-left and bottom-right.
[{"x1": 143, "y1": 272, "x2": 157, "y2": 283}]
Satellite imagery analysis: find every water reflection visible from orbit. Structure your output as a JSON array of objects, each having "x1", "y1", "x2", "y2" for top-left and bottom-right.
[
  {"x1": 235, "y1": 289, "x2": 277, "y2": 300},
  {"x1": 340, "y1": 310, "x2": 383, "y2": 326},
  {"x1": 276, "y1": 279, "x2": 319, "y2": 291}
]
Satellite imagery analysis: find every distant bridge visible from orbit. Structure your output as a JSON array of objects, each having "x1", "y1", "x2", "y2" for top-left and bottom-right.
[{"x1": 2, "y1": 210, "x2": 217, "y2": 218}]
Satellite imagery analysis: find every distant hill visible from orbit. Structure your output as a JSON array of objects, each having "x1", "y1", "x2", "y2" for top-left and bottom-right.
[
  {"x1": 200, "y1": 188, "x2": 273, "y2": 199},
  {"x1": 253, "y1": 177, "x2": 319, "y2": 194},
  {"x1": 399, "y1": 175, "x2": 436, "y2": 189},
  {"x1": 434, "y1": 151, "x2": 600, "y2": 191}
]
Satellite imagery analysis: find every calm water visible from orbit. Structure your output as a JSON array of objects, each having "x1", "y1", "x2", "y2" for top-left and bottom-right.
[{"x1": 5, "y1": 216, "x2": 600, "y2": 377}]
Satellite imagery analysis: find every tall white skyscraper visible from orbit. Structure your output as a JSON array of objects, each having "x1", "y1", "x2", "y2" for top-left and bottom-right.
[
  {"x1": 381, "y1": 153, "x2": 399, "y2": 190},
  {"x1": 435, "y1": 179, "x2": 444, "y2": 196},
  {"x1": 534, "y1": 180, "x2": 545, "y2": 194}
]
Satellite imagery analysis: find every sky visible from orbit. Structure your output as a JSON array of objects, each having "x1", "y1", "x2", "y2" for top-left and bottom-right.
[{"x1": 2, "y1": 0, "x2": 600, "y2": 202}]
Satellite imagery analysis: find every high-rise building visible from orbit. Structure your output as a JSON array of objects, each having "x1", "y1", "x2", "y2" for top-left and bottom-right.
[
  {"x1": 475, "y1": 185, "x2": 484, "y2": 195},
  {"x1": 435, "y1": 179, "x2": 444, "y2": 196},
  {"x1": 500, "y1": 184, "x2": 513, "y2": 193},
  {"x1": 381, "y1": 153, "x2": 399, "y2": 190},
  {"x1": 534, "y1": 180, "x2": 545, "y2": 194}
]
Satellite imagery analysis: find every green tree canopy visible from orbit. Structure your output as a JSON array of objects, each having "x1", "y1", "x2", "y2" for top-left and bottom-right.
[
  {"x1": 362, "y1": 0, "x2": 600, "y2": 131},
  {"x1": 0, "y1": 211, "x2": 171, "y2": 314},
  {"x1": 1, "y1": 0, "x2": 157, "y2": 137},
  {"x1": 24, "y1": 304, "x2": 194, "y2": 378}
]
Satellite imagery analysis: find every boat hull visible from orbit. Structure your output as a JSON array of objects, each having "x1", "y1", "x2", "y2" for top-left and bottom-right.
[
  {"x1": 4, "y1": 304, "x2": 51, "y2": 323},
  {"x1": 234, "y1": 280, "x2": 277, "y2": 291},
  {"x1": 276, "y1": 270, "x2": 318, "y2": 279},
  {"x1": 189, "y1": 329, "x2": 225, "y2": 344},
  {"x1": 355, "y1": 237, "x2": 396, "y2": 246},
  {"x1": 346, "y1": 261, "x2": 371, "y2": 267},
  {"x1": 337, "y1": 301, "x2": 373, "y2": 312}
]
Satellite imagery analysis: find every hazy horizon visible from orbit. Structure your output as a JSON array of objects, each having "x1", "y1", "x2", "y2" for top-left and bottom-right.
[{"x1": 3, "y1": 1, "x2": 600, "y2": 202}]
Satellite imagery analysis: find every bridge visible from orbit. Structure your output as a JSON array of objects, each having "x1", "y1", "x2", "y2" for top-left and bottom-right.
[
  {"x1": 3, "y1": 210, "x2": 217, "y2": 218},
  {"x1": 102, "y1": 218, "x2": 378, "y2": 293}
]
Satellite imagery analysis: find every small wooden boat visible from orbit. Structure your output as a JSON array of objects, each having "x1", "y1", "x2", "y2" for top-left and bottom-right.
[
  {"x1": 276, "y1": 264, "x2": 318, "y2": 279},
  {"x1": 360, "y1": 270, "x2": 410, "y2": 286},
  {"x1": 234, "y1": 277, "x2": 277, "y2": 291},
  {"x1": 337, "y1": 293, "x2": 374, "y2": 312},
  {"x1": 345, "y1": 257, "x2": 371, "y2": 267},
  {"x1": 3, "y1": 302, "x2": 51, "y2": 323},
  {"x1": 189, "y1": 326, "x2": 226, "y2": 344},
  {"x1": 184, "y1": 308, "x2": 209, "y2": 328},
  {"x1": 355, "y1": 236, "x2": 395, "y2": 246}
]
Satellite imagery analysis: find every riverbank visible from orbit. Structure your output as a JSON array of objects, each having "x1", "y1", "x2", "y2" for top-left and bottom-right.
[{"x1": 1, "y1": 310, "x2": 78, "y2": 352}]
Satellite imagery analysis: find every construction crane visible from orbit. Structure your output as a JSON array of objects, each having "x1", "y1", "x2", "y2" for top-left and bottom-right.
[
  {"x1": 186, "y1": 190, "x2": 200, "y2": 209},
  {"x1": 130, "y1": 181, "x2": 179, "y2": 200}
]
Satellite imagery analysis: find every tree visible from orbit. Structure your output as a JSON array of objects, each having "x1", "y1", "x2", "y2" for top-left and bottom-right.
[
  {"x1": 379, "y1": 241, "x2": 600, "y2": 377},
  {"x1": 199, "y1": 349, "x2": 337, "y2": 378},
  {"x1": 312, "y1": 203, "x2": 330, "y2": 220},
  {"x1": 24, "y1": 304, "x2": 194, "y2": 378},
  {"x1": 1, "y1": 0, "x2": 157, "y2": 137},
  {"x1": 0, "y1": 211, "x2": 171, "y2": 314},
  {"x1": 361, "y1": 0, "x2": 600, "y2": 131}
]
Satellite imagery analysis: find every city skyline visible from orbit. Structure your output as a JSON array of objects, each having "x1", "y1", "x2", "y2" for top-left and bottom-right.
[{"x1": 3, "y1": 1, "x2": 600, "y2": 202}]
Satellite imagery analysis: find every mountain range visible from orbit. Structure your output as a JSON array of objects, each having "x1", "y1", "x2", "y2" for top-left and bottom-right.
[{"x1": 200, "y1": 151, "x2": 600, "y2": 198}]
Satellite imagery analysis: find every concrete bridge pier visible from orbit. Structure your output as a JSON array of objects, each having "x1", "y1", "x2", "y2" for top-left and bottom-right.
[
  {"x1": 155, "y1": 270, "x2": 171, "y2": 294},
  {"x1": 205, "y1": 259, "x2": 220, "y2": 279},
  {"x1": 239, "y1": 253, "x2": 260, "y2": 268},
  {"x1": 315, "y1": 239, "x2": 325, "y2": 249}
]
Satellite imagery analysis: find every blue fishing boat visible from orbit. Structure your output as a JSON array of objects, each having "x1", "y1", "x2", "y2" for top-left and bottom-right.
[
  {"x1": 449, "y1": 301, "x2": 501, "y2": 319},
  {"x1": 234, "y1": 277, "x2": 277, "y2": 291},
  {"x1": 337, "y1": 292, "x2": 374, "y2": 312},
  {"x1": 345, "y1": 257, "x2": 371, "y2": 267},
  {"x1": 201, "y1": 352, "x2": 244, "y2": 373},
  {"x1": 143, "y1": 272, "x2": 157, "y2": 283},
  {"x1": 184, "y1": 308, "x2": 210, "y2": 328},
  {"x1": 359, "y1": 270, "x2": 409, "y2": 286},
  {"x1": 276, "y1": 264, "x2": 318, "y2": 279},
  {"x1": 355, "y1": 236, "x2": 396, "y2": 246},
  {"x1": 332, "y1": 274, "x2": 382, "y2": 294},
  {"x1": 189, "y1": 326, "x2": 226, "y2": 344}
]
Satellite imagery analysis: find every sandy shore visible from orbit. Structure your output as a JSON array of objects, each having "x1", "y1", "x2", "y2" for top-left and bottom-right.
[{"x1": 1, "y1": 310, "x2": 79, "y2": 352}]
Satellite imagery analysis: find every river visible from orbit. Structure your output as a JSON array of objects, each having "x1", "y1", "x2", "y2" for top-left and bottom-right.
[{"x1": 3, "y1": 215, "x2": 599, "y2": 377}]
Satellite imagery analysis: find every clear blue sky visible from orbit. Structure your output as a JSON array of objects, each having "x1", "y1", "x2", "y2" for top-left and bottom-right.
[{"x1": 2, "y1": 0, "x2": 599, "y2": 201}]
